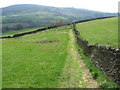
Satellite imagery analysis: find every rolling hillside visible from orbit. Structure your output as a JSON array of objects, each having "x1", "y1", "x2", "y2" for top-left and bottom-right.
[
  {"x1": 2, "y1": 28, "x2": 70, "y2": 88},
  {"x1": 2, "y1": 17, "x2": 120, "y2": 88},
  {"x1": 1, "y1": 4, "x2": 116, "y2": 32},
  {"x1": 76, "y1": 17, "x2": 118, "y2": 47}
]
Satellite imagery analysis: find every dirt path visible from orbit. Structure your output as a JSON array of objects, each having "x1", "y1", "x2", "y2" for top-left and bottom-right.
[{"x1": 59, "y1": 30, "x2": 98, "y2": 88}]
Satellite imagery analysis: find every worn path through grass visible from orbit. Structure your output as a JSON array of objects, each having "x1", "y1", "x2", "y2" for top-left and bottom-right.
[
  {"x1": 2, "y1": 27, "x2": 98, "y2": 88},
  {"x1": 59, "y1": 30, "x2": 98, "y2": 88}
]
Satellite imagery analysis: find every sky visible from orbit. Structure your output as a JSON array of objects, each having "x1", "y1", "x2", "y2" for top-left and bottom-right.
[{"x1": 0, "y1": 0, "x2": 119, "y2": 13}]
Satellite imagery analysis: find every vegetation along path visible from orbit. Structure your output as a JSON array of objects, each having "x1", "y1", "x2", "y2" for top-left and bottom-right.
[
  {"x1": 59, "y1": 30, "x2": 98, "y2": 88},
  {"x1": 2, "y1": 25, "x2": 98, "y2": 88}
]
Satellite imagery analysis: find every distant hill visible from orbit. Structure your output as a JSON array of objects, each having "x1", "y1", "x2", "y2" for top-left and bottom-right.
[{"x1": 1, "y1": 4, "x2": 117, "y2": 32}]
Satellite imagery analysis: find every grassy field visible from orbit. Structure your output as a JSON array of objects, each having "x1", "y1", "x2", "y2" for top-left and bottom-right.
[
  {"x1": 2, "y1": 18, "x2": 119, "y2": 88},
  {"x1": 2, "y1": 26, "x2": 93, "y2": 88},
  {"x1": 1, "y1": 28, "x2": 40, "y2": 37},
  {"x1": 76, "y1": 17, "x2": 118, "y2": 47},
  {"x1": 2, "y1": 27, "x2": 70, "y2": 88}
]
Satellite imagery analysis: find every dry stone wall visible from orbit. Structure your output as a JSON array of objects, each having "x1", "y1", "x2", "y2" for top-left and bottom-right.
[
  {"x1": 73, "y1": 24, "x2": 120, "y2": 85},
  {"x1": 0, "y1": 16, "x2": 116, "y2": 39}
]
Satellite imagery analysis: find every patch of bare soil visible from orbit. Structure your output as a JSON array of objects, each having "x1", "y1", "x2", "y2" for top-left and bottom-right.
[
  {"x1": 33, "y1": 40, "x2": 60, "y2": 44},
  {"x1": 77, "y1": 56, "x2": 98, "y2": 88}
]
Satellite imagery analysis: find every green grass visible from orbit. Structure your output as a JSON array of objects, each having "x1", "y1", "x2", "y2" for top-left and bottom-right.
[
  {"x1": 2, "y1": 27, "x2": 40, "y2": 37},
  {"x1": 3, "y1": 26, "x2": 89, "y2": 88},
  {"x1": 2, "y1": 17, "x2": 120, "y2": 88},
  {"x1": 59, "y1": 31, "x2": 87, "y2": 88},
  {"x1": 2, "y1": 28, "x2": 69, "y2": 88},
  {"x1": 75, "y1": 17, "x2": 120, "y2": 88},
  {"x1": 76, "y1": 17, "x2": 118, "y2": 47}
]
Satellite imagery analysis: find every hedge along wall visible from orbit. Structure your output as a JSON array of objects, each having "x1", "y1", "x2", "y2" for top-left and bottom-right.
[{"x1": 72, "y1": 23, "x2": 120, "y2": 85}]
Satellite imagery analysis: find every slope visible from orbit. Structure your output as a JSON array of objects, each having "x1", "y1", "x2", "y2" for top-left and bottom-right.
[
  {"x1": 1, "y1": 4, "x2": 116, "y2": 32},
  {"x1": 76, "y1": 17, "x2": 118, "y2": 47},
  {"x1": 2, "y1": 22, "x2": 119, "y2": 88},
  {"x1": 2, "y1": 25, "x2": 99, "y2": 88}
]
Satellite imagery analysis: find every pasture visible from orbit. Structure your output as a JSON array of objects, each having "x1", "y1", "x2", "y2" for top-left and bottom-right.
[
  {"x1": 76, "y1": 17, "x2": 118, "y2": 47},
  {"x1": 2, "y1": 26, "x2": 90, "y2": 88},
  {"x1": 2, "y1": 27, "x2": 69, "y2": 88},
  {"x1": 2, "y1": 28, "x2": 40, "y2": 37},
  {"x1": 2, "y1": 17, "x2": 119, "y2": 88}
]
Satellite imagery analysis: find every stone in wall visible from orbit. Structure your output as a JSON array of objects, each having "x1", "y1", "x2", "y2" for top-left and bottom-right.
[{"x1": 73, "y1": 26, "x2": 120, "y2": 85}]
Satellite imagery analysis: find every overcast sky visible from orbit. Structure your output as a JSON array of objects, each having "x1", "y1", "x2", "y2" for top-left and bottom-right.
[{"x1": 0, "y1": 0, "x2": 119, "y2": 13}]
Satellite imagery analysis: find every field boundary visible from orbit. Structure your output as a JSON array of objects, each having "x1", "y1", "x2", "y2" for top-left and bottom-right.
[
  {"x1": 72, "y1": 23, "x2": 120, "y2": 85},
  {"x1": 0, "y1": 16, "x2": 116, "y2": 39}
]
